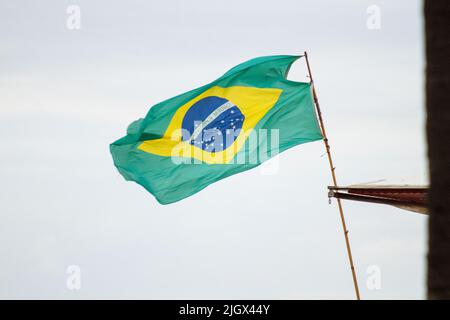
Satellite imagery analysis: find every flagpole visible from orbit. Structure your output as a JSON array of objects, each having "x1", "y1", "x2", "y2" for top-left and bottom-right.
[{"x1": 303, "y1": 51, "x2": 361, "y2": 300}]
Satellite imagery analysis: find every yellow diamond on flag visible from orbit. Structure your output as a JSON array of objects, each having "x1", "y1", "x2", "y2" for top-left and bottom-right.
[{"x1": 138, "y1": 85, "x2": 282, "y2": 164}]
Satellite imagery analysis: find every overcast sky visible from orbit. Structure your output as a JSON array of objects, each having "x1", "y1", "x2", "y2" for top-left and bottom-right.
[{"x1": 0, "y1": 0, "x2": 426, "y2": 299}]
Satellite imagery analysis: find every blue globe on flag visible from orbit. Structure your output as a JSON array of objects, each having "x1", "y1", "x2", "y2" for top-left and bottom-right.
[{"x1": 181, "y1": 96, "x2": 245, "y2": 152}]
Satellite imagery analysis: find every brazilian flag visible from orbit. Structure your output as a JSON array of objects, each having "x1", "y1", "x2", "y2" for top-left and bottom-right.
[{"x1": 110, "y1": 55, "x2": 323, "y2": 204}]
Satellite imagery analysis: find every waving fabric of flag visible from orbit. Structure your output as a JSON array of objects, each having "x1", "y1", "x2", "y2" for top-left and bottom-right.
[{"x1": 110, "y1": 55, "x2": 323, "y2": 204}]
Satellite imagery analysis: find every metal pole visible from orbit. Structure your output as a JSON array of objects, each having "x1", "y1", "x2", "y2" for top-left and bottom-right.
[{"x1": 304, "y1": 51, "x2": 361, "y2": 300}]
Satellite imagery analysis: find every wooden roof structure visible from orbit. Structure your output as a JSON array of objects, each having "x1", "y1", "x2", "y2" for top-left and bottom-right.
[{"x1": 328, "y1": 185, "x2": 429, "y2": 214}]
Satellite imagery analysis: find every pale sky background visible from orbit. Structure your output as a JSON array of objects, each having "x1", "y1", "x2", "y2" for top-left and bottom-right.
[{"x1": 0, "y1": 0, "x2": 426, "y2": 299}]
